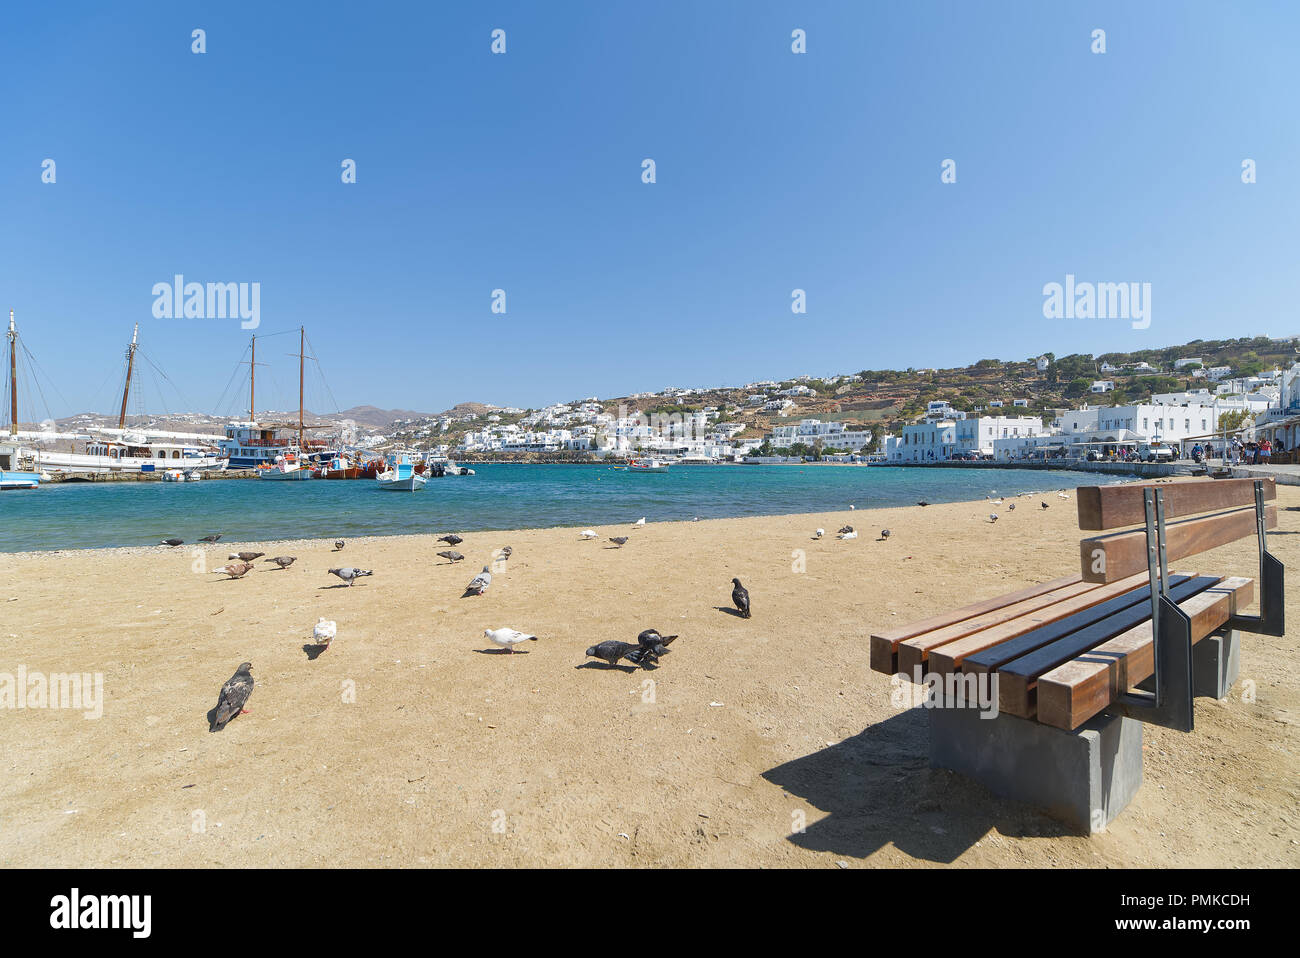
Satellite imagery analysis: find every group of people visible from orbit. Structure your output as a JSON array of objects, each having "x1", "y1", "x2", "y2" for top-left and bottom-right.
[{"x1": 1191, "y1": 437, "x2": 1282, "y2": 465}]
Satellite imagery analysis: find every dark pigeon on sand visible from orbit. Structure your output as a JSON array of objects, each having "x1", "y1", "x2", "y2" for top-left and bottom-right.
[
  {"x1": 438, "y1": 534, "x2": 464, "y2": 546},
  {"x1": 264, "y1": 556, "x2": 297, "y2": 569},
  {"x1": 1041, "y1": 501, "x2": 1049, "y2": 510},
  {"x1": 328, "y1": 567, "x2": 373, "y2": 586},
  {"x1": 230, "y1": 551, "x2": 265, "y2": 562},
  {"x1": 731, "y1": 578, "x2": 751, "y2": 618},
  {"x1": 210, "y1": 662, "x2": 253, "y2": 732},
  {"x1": 638, "y1": 629, "x2": 678, "y2": 656},
  {"x1": 334, "y1": 540, "x2": 345, "y2": 551},
  {"x1": 437, "y1": 550, "x2": 465, "y2": 563},
  {"x1": 199, "y1": 534, "x2": 222, "y2": 543},
  {"x1": 585, "y1": 640, "x2": 655, "y2": 668},
  {"x1": 879, "y1": 529, "x2": 891, "y2": 541},
  {"x1": 160, "y1": 538, "x2": 183, "y2": 547},
  {"x1": 837, "y1": 525, "x2": 854, "y2": 535},
  {"x1": 609, "y1": 536, "x2": 629, "y2": 548}
]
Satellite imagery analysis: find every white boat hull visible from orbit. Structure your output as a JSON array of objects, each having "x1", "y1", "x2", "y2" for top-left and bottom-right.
[
  {"x1": 376, "y1": 474, "x2": 427, "y2": 491},
  {"x1": 32, "y1": 450, "x2": 223, "y2": 475}
]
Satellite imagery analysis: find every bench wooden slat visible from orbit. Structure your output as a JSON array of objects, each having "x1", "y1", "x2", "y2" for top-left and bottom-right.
[
  {"x1": 928, "y1": 573, "x2": 1185, "y2": 675},
  {"x1": 992, "y1": 574, "x2": 1224, "y2": 717},
  {"x1": 868, "y1": 573, "x2": 1082, "y2": 675},
  {"x1": 1079, "y1": 505, "x2": 1276, "y2": 583},
  {"x1": 1035, "y1": 577, "x2": 1254, "y2": 730},
  {"x1": 899, "y1": 573, "x2": 1148, "y2": 675},
  {"x1": 894, "y1": 580, "x2": 1104, "y2": 674},
  {"x1": 1077, "y1": 478, "x2": 1275, "y2": 531}
]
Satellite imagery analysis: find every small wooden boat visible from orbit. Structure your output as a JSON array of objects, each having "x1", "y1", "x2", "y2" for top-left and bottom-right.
[
  {"x1": 258, "y1": 452, "x2": 313, "y2": 480},
  {"x1": 627, "y1": 457, "x2": 670, "y2": 473},
  {"x1": 376, "y1": 455, "x2": 426, "y2": 491}
]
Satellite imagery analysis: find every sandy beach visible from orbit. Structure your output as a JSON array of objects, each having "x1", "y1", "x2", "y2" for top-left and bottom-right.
[{"x1": 2, "y1": 485, "x2": 1297, "y2": 868}]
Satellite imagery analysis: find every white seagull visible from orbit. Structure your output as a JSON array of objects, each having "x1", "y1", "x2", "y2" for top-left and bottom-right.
[
  {"x1": 814, "y1": 528, "x2": 825, "y2": 539},
  {"x1": 483, "y1": 628, "x2": 538, "y2": 653},
  {"x1": 633, "y1": 517, "x2": 646, "y2": 527},
  {"x1": 838, "y1": 530, "x2": 858, "y2": 540},
  {"x1": 580, "y1": 529, "x2": 598, "y2": 540}
]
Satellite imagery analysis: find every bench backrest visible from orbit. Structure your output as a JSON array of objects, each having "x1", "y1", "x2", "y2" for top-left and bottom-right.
[{"x1": 1076, "y1": 478, "x2": 1276, "y2": 583}]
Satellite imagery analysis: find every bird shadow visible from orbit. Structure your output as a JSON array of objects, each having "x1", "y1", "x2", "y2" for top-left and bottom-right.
[
  {"x1": 320, "y1": 583, "x2": 354, "y2": 590},
  {"x1": 474, "y1": 648, "x2": 530, "y2": 655},
  {"x1": 574, "y1": 661, "x2": 638, "y2": 672},
  {"x1": 302, "y1": 643, "x2": 329, "y2": 660},
  {"x1": 761, "y1": 708, "x2": 1075, "y2": 863},
  {"x1": 714, "y1": 606, "x2": 748, "y2": 618}
]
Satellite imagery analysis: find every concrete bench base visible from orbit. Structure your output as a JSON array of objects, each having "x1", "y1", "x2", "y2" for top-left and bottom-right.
[{"x1": 928, "y1": 704, "x2": 1143, "y2": 834}]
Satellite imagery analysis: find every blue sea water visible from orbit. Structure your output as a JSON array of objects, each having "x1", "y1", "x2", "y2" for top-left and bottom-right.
[{"x1": 0, "y1": 464, "x2": 1103, "y2": 552}]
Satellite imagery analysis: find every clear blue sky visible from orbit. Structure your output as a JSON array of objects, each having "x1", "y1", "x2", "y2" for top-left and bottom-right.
[{"x1": 2, "y1": 1, "x2": 1297, "y2": 418}]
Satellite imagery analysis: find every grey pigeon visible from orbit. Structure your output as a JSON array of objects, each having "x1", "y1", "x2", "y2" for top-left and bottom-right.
[
  {"x1": 160, "y1": 538, "x2": 183, "y2": 547},
  {"x1": 608, "y1": 536, "x2": 629, "y2": 547},
  {"x1": 1008, "y1": 503, "x2": 1016, "y2": 511},
  {"x1": 637, "y1": 629, "x2": 678, "y2": 656},
  {"x1": 230, "y1": 551, "x2": 265, "y2": 562},
  {"x1": 199, "y1": 534, "x2": 222, "y2": 543},
  {"x1": 585, "y1": 640, "x2": 654, "y2": 667},
  {"x1": 917, "y1": 501, "x2": 929, "y2": 507},
  {"x1": 989, "y1": 514, "x2": 999, "y2": 523},
  {"x1": 328, "y1": 567, "x2": 373, "y2": 586},
  {"x1": 731, "y1": 578, "x2": 751, "y2": 618},
  {"x1": 438, "y1": 534, "x2": 464, "y2": 546},
  {"x1": 334, "y1": 539, "x2": 345, "y2": 551},
  {"x1": 499, "y1": 546, "x2": 512, "y2": 560},
  {"x1": 1041, "y1": 501, "x2": 1049, "y2": 510},
  {"x1": 837, "y1": 525, "x2": 853, "y2": 535},
  {"x1": 879, "y1": 529, "x2": 891, "y2": 541},
  {"x1": 264, "y1": 556, "x2": 297, "y2": 569},
  {"x1": 463, "y1": 566, "x2": 492, "y2": 596},
  {"x1": 437, "y1": 550, "x2": 465, "y2": 563},
  {"x1": 210, "y1": 662, "x2": 253, "y2": 732}
]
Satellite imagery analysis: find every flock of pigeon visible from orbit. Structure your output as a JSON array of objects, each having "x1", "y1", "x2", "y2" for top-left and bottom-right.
[{"x1": 203, "y1": 514, "x2": 761, "y2": 732}]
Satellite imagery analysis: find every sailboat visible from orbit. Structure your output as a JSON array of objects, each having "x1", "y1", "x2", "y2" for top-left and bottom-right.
[
  {"x1": 1, "y1": 310, "x2": 41, "y2": 489},
  {"x1": 256, "y1": 327, "x2": 315, "y2": 481}
]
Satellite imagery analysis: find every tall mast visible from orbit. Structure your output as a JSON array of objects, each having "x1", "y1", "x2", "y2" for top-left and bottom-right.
[
  {"x1": 117, "y1": 323, "x2": 139, "y2": 430},
  {"x1": 249, "y1": 335, "x2": 256, "y2": 421},
  {"x1": 7, "y1": 310, "x2": 16, "y2": 437},
  {"x1": 298, "y1": 326, "x2": 305, "y2": 448}
]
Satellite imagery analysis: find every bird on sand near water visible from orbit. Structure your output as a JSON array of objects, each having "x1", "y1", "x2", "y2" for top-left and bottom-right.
[
  {"x1": 637, "y1": 629, "x2": 678, "y2": 656},
  {"x1": 264, "y1": 556, "x2": 297, "y2": 570},
  {"x1": 438, "y1": 534, "x2": 464, "y2": 546},
  {"x1": 497, "y1": 546, "x2": 512, "y2": 562},
  {"x1": 1041, "y1": 501, "x2": 1049, "y2": 510},
  {"x1": 160, "y1": 538, "x2": 183, "y2": 547},
  {"x1": 230, "y1": 551, "x2": 265, "y2": 562},
  {"x1": 580, "y1": 530, "x2": 598, "y2": 540},
  {"x1": 328, "y1": 567, "x2": 373, "y2": 587},
  {"x1": 463, "y1": 566, "x2": 492, "y2": 596},
  {"x1": 484, "y1": 628, "x2": 537, "y2": 653},
  {"x1": 437, "y1": 550, "x2": 465, "y2": 564},
  {"x1": 333, "y1": 540, "x2": 345, "y2": 551},
  {"x1": 839, "y1": 529, "x2": 858, "y2": 540},
  {"x1": 585, "y1": 640, "x2": 655, "y2": 668},
  {"x1": 813, "y1": 528, "x2": 824, "y2": 539},
  {"x1": 917, "y1": 500, "x2": 930, "y2": 507},
  {"x1": 312, "y1": 618, "x2": 337, "y2": 651},
  {"x1": 608, "y1": 536, "x2": 629, "y2": 548},
  {"x1": 210, "y1": 662, "x2": 253, "y2": 732},
  {"x1": 879, "y1": 529, "x2": 891, "y2": 541},
  {"x1": 989, "y1": 513, "x2": 999, "y2": 523},
  {"x1": 837, "y1": 525, "x2": 854, "y2": 535},
  {"x1": 731, "y1": 578, "x2": 751, "y2": 618},
  {"x1": 199, "y1": 534, "x2": 222, "y2": 543},
  {"x1": 213, "y1": 561, "x2": 254, "y2": 579},
  {"x1": 1008, "y1": 503, "x2": 1016, "y2": 511},
  {"x1": 633, "y1": 517, "x2": 646, "y2": 528}
]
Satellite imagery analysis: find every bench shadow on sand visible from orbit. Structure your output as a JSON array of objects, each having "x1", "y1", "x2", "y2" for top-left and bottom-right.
[{"x1": 761, "y1": 708, "x2": 1074, "y2": 864}]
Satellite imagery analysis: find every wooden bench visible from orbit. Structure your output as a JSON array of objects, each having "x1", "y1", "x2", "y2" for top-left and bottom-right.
[{"x1": 869, "y1": 477, "x2": 1284, "y2": 832}]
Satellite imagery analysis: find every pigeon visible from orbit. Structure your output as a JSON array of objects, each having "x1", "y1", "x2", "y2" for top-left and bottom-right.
[
  {"x1": 585, "y1": 640, "x2": 654, "y2": 667},
  {"x1": 230, "y1": 552, "x2": 265, "y2": 562},
  {"x1": 731, "y1": 578, "x2": 751, "y2": 618},
  {"x1": 1041, "y1": 501, "x2": 1049, "y2": 510},
  {"x1": 463, "y1": 566, "x2": 492, "y2": 596},
  {"x1": 989, "y1": 514, "x2": 999, "y2": 523},
  {"x1": 498, "y1": 546, "x2": 513, "y2": 561},
  {"x1": 483, "y1": 628, "x2": 537, "y2": 653},
  {"x1": 264, "y1": 556, "x2": 297, "y2": 569},
  {"x1": 312, "y1": 617, "x2": 337, "y2": 651},
  {"x1": 1008, "y1": 503, "x2": 1016, "y2": 511},
  {"x1": 333, "y1": 539, "x2": 345, "y2": 551},
  {"x1": 633, "y1": 517, "x2": 646, "y2": 527},
  {"x1": 328, "y1": 567, "x2": 373, "y2": 587},
  {"x1": 580, "y1": 530, "x2": 598, "y2": 539},
  {"x1": 813, "y1": 528, "x2": 824, "y2": 539},
  {"x1": 437, "y1": 550, "x2": 465, "y2": 563},
  {"x1": 160, "y1": 538, "x2": 183, "y2": 547},
  {"x1": 438, "y1": 534, "x2": 464, "y2": 546},
  {"x1": 210, "y1": 662, "x2": 253, "y2": 732},
  {"x1": 837, "y1": 525, "x2": 854, "y2": 534},
  {"x1": 917, "y1": 500, "x2": 930, "y2": 507},
  {"x1": 637, "y1": 629, "x2": 678, "y2": 656},
  {"x1": 213, "y1": 561, "x2": 254, "y2": 579},
  {"x1": 609, "y1": 537, "x2": 629, "y2": 548},
  {"x1": 199, "y1": 534, "x2": 222, "y2": 543},
  {"x1": 839, "y1": 530, "x2": 858, "y2": 540},
  {"x1": 879, "y1": 529, "x2": 891, "y2": 541}
]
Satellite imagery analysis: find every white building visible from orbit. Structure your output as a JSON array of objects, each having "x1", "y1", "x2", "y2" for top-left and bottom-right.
[
  {"x1": 770, "y1": 418, "x2": 872, "y2": 451},
  {"x1": 1090, "y1": 380, "x2": 1115, "y2": 393}
]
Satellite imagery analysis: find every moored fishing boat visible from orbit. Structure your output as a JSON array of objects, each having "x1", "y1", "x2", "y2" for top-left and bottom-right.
[
  {"x1": 258, "y1": 451, "x2": 313, "y2": 480},
  {"x1": 627, "y1": 457, "x2": 670, "y2": 473},
  {"x1": 376, "y1": 454, "x2": 426, "y2": 491}
]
